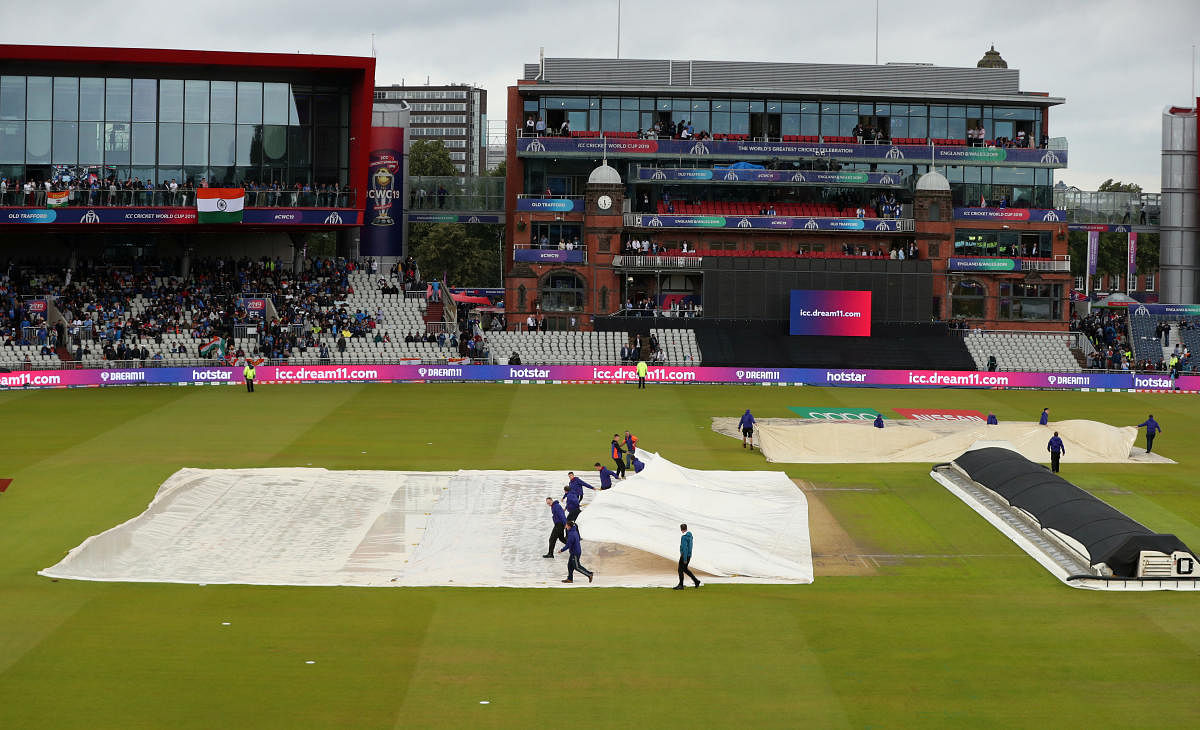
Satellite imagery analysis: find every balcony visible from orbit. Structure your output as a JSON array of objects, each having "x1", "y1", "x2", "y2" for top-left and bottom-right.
[
  {"x1": 1055, "y1": 189, "x2": 1160, "y2": 227},
  {"x1": 612, "y1": 254, "x2": 703, "y2": 269},
  {"x1": 1, "y1": 187, "x2": 357, "y2": 208},
  {"x1": 636, "y1": 166, "x2": 906, "y2": 187},
  {"x1": 625, "y1": 212, "x2": 914, "y2": 233},
  {"x1": 948, "y1": 255, "x2": 1071, "y2": 273},
  {"x1": 515, "y1": 132, "x2": 1068, "y2": 167}
]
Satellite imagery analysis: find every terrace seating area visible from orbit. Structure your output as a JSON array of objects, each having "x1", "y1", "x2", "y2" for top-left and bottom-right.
[
  {"x1": 964, "y1": 331, "x2": 1081, "y2": 372},
  {"x1": 1128, "y1": 313, "x2": 1168, "y2": 366},
  {"x1": 486, "y1": 329, "x2": 701, "y2": 366},
  {"x1": 655, "y1": 201, "x2": 877, "y2": 217}
]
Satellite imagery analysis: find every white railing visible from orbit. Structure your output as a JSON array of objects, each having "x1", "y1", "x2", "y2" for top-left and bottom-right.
[
  {"x1": 612, "y1": 255, "x2": 703, "y2": 268},
  {"x1": 1021, "y1": 256, "x2": 1071, "y2": 272}
]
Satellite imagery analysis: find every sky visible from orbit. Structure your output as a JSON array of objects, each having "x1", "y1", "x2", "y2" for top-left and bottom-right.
[{"x1": 2, "y1": 0, "x2": 1197, "y2": 192}]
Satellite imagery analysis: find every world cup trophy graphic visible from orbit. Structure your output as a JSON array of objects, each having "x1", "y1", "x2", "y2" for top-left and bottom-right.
[{"x1": 371, "y1": 161, "x2": 396, "y2": 226}]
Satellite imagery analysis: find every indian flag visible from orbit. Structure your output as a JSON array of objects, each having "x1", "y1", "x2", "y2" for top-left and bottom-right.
[
  {"x1": 196, "y1": 188, "x2": 245, "y2": 223},
  {"x1": 46, "y1": 190, "x2": 70, "y2": 207},
  {"x1": 199, "y1": 336, "x2": 224, "y2": 358}
]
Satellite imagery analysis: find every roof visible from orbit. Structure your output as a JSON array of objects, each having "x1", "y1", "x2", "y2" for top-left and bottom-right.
[
  {"x1": 0, "y1": 44, "x2": 374, "y2": 74},
  {"x1": 521, "y1": 57, "x2": 1063, "y2": 106},
  {"x1": 953, "y1": 447, "x2": 1193, "y2": 577},
  {"x1": 915, "y1": 170, "x2": 951, "y2": 192},
  {"x1": 588, "y1": 163, "x2": 622, "y2": 185}
]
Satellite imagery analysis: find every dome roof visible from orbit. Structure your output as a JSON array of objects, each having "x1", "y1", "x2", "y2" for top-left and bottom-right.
[
  {"x1": 915, "y1": 170, "x2": 950, "y2": 192},
  {"x1": 588, "y1": 163, "x2": 622, "y2": 185},
  {"x1": 977, "y1": 45, "x2": 1008, "y2": 69}
]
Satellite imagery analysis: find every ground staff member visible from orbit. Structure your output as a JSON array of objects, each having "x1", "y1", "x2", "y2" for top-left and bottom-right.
[
  {"x1": 593, "y1": 462, "x2": 620, "y2": 489},
  {"x1": 610, "y1": 434, "x2": 627, "y2": 478},
  {"x1": 738, "y1": 409, "x2": 755, "y2": 449},
  {"x1": 563, "y1": 487, "x2": 582, "y2": 523},
  {"x1": 673, "y1": 523, "x2": 701, "y2": 589},
  {"x1": 543, "y1": 497, "x2": 567, "y2": 558},
  {"x1": 243, "y1": 362, "x2": 256, "y2": 393},
  {"x1": 636, "y1": 359, "x2": 648, "y2": 389},
  {"x1": 1047, "y1": 431, "x2": 1065, "y2": 473},
  {"x1": 624, "y1": 431, "x2": 637, "y2": 467},
  {"x1": 559, "y1": 522, "x2": 593, "y2": 584},
  {"x1": 1136, "y1": 415, "x2": 1163, "y2": 453},
  {"x1": 1039, "y1": 408, "x2": 1050, "y2": 426}
]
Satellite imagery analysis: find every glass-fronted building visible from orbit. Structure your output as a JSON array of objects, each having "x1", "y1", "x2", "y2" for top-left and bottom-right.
[{"x1": 0, "y1": 45, "x2": 373, "y2": 205}]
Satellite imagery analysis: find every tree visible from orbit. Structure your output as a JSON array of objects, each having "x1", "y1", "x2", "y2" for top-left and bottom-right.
[
  {"x1": 1068, "y1": 230, "x2": 1158, "y2": 278},
  {"x1": 409, "y1": 139, "x2": 458, "y2": 177},
  {"x1": 1097, "y1": 179, "x2": 1143, "y2": 196},
  {"x1": 408, "y1": 223, "x2": 501, "y2": 287},
  {"x1": 488, "y1": 160, "x2": 506, "y2": 178}
]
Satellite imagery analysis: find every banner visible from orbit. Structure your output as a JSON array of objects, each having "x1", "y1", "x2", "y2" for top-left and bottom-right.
[
  {"x1": 1069, "y1": 223, "x2": 1132, "y2": 233},
  {"x1": 789, "y1": 290, "x2": 872, "y2": 337},
  {"x1": 4, "y1": 362, "x2": 1195, "y2": 391},
  {"x1": 1087, "y1": 231, "x2": 1099, "y2": 276},
  {"x1": 408, "y1": 213, "x2": 503, "y2": 224},
  {"x1": 631, "y1": 213, "x2": 904, "y2": 232},
  {"x1": 948, "y1": 258, "x2": 1021, "y2": 272},
  {"x1": 360, "y1": 126, "x2": 406, "y2": 257},
  {"x1": 3, "y1": 365, "x2": 1197, "y2": 392},
  {"x1": 518, "y1": 137, "x2": 1067, "y2": 166},
  {"x1": 513, "y1": 249, "x2": 586, "y2": 263},
  {"x1": 636, "y1": 168, "x2": 904, "y2": 186},
  {"x1": 953, "y1": 207, "x2": 1065, "y2": 223},
  {"x1": 1127, "y1": 231, "x2": 1138, "y2": 292},
  {"x1": 515, "y1": 198, "x2": 583, "y2": 212},
  {"x1": 46, "y1": 190, "x2": 70, "y2": 207},
  {"x1": 0, "y1": 207, "x2": 357, "y2": 226}
]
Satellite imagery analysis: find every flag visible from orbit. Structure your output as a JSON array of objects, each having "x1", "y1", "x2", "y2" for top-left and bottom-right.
[
  {"x1": 196, "y1": 188, "x2": 245, "y2": 223},
  {"x1": 199, "y1": 336, "x2": 224, "y2": 358},
  {"x1": 1127, "y1": 232, "x2": 1138, "y2": 292},
  {"x1": 46, "y1": 190, "x2": 69, "y2": 207},
  {"x1": 1086, "y1": 231, "x2": 1098, "y2": 275}
]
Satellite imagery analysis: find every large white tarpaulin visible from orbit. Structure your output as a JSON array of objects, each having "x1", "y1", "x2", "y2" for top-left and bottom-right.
[
  {"x1": 714, "y1": 418, "x2": 1154, "y2": 464},
  {"x1": 40, "y1": 453, "x2": 812, "y2": 588}
]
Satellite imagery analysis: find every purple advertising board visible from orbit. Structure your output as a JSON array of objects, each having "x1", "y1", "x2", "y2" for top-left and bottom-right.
[
  {"x1": 515, "y1": 198, "x2": 584, "y2": 212},
  {"x1": 953, "y1": 208, "x2": 1066, "y2": 223},
  {"x1": 1069, "y1": 223, "x2": 1134, "y2": 233},
  {"x1": 3, "y1": 364, "x2": 1195, "y2": 392},
  {"x1": 408, "y1": 213, "x2": 503, "y2": 224},
  {"x1": 789, "y1": 290, "x2": 872, "y2": 336},
  {"x1": 630, "y1": 213, "x2": 904, "y2": 232},
  {"x1": 0, "y1": 207, "x2": 358, "y2": 226},
  {"x1": 359, "y1": 126, "x2": 406, "y2": 257},
  {"x1": 513, "y1": 249, "x2": 587, "y2": 263},
  {"x1": 636, "y1": 168, "x2": 905, "y2": 186},
  {"x1": 518, "y1": 137, "x2": 1067, "y2": 166}
]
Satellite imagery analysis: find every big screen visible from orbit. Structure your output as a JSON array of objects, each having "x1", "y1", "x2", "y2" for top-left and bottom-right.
[{"x1": 788, "y1": 290, "x2": 872, "y2": 336}]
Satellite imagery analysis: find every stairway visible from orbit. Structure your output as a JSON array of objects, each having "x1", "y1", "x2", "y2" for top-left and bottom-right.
[{"x1": 423, "y1": 300, "x2": 444, "y2": 332}]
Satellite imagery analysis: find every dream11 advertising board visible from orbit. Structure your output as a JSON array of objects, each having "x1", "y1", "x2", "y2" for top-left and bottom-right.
[
  {"x1": 359, "y1": 126, "x2": 406, "y2": 257},
  {"x1": 788, "y1": 290, "x2": 872, "y2": 336}
]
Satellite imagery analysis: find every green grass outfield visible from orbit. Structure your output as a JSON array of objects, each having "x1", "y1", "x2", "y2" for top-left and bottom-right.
[{"x1": 1, "y1": 382, "x2": 1198, "y2": 728}]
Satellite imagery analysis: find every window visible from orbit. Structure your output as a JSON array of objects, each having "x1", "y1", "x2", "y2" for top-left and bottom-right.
[
  {"x1": 1145, "y1": 273, "x2": 1155, "y2": 291},
  {"x1": 1000, "y1": 281, "x2": 1062, "y2": 320},
  {"x1": 539, "y1": 271, "x2": 586, "y2": 312},
  {"x1": 1074, "y1": 276, "x2": 1085, "y2": 291},
  {"x1": 951, "y1": 279, "x2": 986, "y2": 318}
]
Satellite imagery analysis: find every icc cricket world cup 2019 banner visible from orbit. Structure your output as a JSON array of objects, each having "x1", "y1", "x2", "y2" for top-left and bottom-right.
[{"x1": 360, "y1": 127, "x2": 406, "y2": 257}]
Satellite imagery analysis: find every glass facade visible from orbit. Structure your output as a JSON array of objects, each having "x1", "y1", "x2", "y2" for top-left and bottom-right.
[
  {"x1": 0, "y1": 74, "x2": 351, "y2": 190},
  {"x1": 530, "y1": 94, "x2": 1043, "y2": 143}
]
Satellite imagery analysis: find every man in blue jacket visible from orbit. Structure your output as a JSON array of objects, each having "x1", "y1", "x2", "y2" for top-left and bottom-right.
[
  {"x1": 1136, "y1": 414, "x2": 1163, "y2": 453},
  {"x1": 593, "y1": 462, "x2": 620, "y2": 489},
  {"x1": 986, "y1": 413, "x2": 999, "y2": 425},
  {"x1": 563, "y1": 487, "x2": 582, "y2": 523},
  {"x1": 873, "y1": 414, "x2": 884, "y2": 429},
  {"x1": 1047, "y1": 431, "x2": 1066, "y2": 473},
  {"x1": 624, "y1": 431, "x2": 637, "y2": 468},
  {"x1": 1039, "y1": 408, "x2": 1050, "y2": 426},
  {"x1": 738, "y1": 409, "x2": 755, "y2": 449},
  {"x1": 632, "y1": 456, "x2": 646, "y2": 473},
  {"x1": 673, "y1": 523, "x2": 701, "y2": 589},
  {"x1": 543, "y1": 497, "x2": 567, "y2": 558},
  {"x1": 559, "y1": 521, "x2": 593, "y2": 583},
  {"x1": 567, "y1": 471, "x2": 595, "y2": 500}
]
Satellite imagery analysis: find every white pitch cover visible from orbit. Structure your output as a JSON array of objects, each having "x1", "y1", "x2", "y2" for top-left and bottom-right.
[{"x1": 39, "y1": 453, "x2": 813, "y2": 588}]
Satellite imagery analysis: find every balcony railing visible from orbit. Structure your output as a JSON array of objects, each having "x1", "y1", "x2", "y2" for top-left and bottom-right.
[
  {"x1": 1021, "y1": 256, "x2": 1072, "y2": 272},
  {"x1": 624, "y1": 212, "x2": 914, "y2": 232},
  {"x1": 613, "y1": 255, "x2": 703, "y2": 269},
  {"x1": 0, "y1": 188, "x2": 357, "y2": 208}
]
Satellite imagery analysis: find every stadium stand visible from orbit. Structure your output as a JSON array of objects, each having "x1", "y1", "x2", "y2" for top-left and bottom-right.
[{"x1": 963, "y1": 331, "x2": 1081, "y2": 372}]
